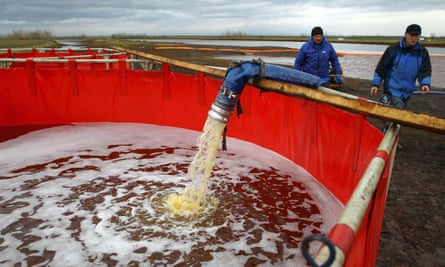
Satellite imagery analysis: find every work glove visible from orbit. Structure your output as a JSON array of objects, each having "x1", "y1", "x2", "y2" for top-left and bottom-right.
[
  {"x1": 335, "y1": 74, "x2": 342, "y2": 84},
  {"x1": 379, "y1": 94, "x2": 390, "y2": 105}
]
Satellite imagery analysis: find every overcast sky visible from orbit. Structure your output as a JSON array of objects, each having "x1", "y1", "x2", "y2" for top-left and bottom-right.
[{"x1": 1, "y1": 0, "x2": 444, "y2": 37}]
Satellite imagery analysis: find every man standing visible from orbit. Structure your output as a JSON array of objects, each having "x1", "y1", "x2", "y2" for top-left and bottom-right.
[
  {"x1": 294, "y1": 26, "x2": 343, "y2": 88},
  {"x1": 370, "y1": 24, "x2": 432, "y2": 108}
]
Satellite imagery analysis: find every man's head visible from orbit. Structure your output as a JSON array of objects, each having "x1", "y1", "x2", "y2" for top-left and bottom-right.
[
  {"x1": 405, "y1": 24, "x2": 421, "y2": 47},
  {"x1": 311, "y1": 26, "x2": 323, "y2": 44},
  {"x1": 406, "y1": 24, "x2": 421, "y2": 35}
]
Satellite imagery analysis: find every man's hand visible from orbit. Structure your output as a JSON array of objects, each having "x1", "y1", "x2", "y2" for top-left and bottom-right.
[
  {"x1": 335, "y1": 74, "x2": 342, "y2": 84},
  {"x1": 370, "y1": 86, "x2": 378, "y2": 96},
  {"x1": 421, "y1": 85, "x2": 430, "y2": 94}
]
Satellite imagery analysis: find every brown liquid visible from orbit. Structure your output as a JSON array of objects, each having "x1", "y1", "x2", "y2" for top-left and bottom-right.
[{"x1": 0, "y1": 125, "x2": 326, "y2": 266}]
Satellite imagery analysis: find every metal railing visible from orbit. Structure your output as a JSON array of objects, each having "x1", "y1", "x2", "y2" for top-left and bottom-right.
[{"x1": 0, "y1": 54, "x2": 161, "y2": 71}]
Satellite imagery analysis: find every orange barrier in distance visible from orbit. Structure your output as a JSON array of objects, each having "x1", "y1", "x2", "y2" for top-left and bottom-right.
[
  {"x1": 156, "y1": 46, "x2": 445, "y2": 57},
  {"x1": 156, "y1": 46, "x2": 298, "y2": 54}
]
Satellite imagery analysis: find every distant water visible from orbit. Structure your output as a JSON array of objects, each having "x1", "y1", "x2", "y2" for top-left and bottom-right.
[
  {"x1": 64, "y1": 38, "x2": 445, "y2": 89},
  {"x1": 138, "y1": 38, "x2": 445, "y2": 55},
  {"x1": 55, "y1": 39, "x2": 87, "y2": 49},
  {"x1": 139, "y1": 39, "x2": 445, "y2": 89},
  {"x1": 210, "y1": 54, "x2": 444, "y2": 89}
]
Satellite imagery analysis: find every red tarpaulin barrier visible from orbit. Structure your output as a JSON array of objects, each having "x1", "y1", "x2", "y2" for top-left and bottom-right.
[{"x1": 0, "y1": 51, "x2": 389, "y2": 266}]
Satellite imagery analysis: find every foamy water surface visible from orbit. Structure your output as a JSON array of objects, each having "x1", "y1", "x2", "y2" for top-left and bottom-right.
[{"x1": 0, "y1": 123, "x2": 342, "y2": 266}]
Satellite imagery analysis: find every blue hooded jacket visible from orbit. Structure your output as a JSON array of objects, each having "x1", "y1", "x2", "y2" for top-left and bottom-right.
[
  {"x1": 372, "y1": 38, "x2": 431, "y2": 101},
  {"x1": 294, "y1": 37, "x2": 342, "y2": 86}
]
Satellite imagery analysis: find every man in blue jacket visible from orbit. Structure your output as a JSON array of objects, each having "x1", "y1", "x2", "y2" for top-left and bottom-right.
[
  {"x1": 294, "y1": 26, "x2": 343, "y2": 88},
  {"x1": 371, "y1": 24, "x2": 431, "y2": 109}
]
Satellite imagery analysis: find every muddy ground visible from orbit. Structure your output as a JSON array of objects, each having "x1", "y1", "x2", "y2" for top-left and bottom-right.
[
  {"x1": 127, "y1": 43, "x2": 445, "y2": 267},
  {"x1": 345, "y1": 77, "x2": 445, "y2": 267}
]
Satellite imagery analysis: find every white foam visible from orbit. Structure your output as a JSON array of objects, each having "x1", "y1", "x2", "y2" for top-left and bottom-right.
[{"x1": 0, "y1": 122, "x2": 343, "y2": 266}]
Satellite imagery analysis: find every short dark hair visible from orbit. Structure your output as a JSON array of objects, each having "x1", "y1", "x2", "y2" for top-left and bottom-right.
[{"x1": 311, "y1": 26, "x2": 323, "y2": 36}]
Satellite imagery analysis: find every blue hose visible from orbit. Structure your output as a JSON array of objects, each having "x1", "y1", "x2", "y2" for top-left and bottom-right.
[
  {"x1": 412, "y1": 90, "x2": 445, "y2": 95},
  {"x1": 209, "y1": 60, "x2": 322, "y2": 122},
  {"x1": 263, "y1": 63, "x2": 322, "y2": 88}
]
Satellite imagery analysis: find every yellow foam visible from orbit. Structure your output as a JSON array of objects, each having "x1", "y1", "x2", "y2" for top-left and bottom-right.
[
  {"x1": 165, "y1": 193, "x2": 201, "y2": 216},
  {"x1": 164, "y1": 117, "x2": 225, "y2": 217}
]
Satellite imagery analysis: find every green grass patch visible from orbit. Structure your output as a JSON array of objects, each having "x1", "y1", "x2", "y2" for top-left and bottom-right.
[{"x1": 0, "y1": 38, "x2": 61, "y2": 49}]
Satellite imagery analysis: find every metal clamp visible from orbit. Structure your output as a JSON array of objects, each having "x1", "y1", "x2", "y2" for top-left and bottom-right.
[{"x1": 219, "y1": 86, "x2": 239, "y2": 100}]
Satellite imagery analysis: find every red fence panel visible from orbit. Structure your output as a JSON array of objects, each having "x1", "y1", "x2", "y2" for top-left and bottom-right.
[{"x1": 0, "y1": 57, "x2": 387, "y2": 266}]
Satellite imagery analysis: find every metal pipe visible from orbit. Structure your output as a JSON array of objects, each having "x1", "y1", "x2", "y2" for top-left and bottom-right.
[
  {"x1": 318, "y1": 86, "x2": 380, "y2": 105},
  {"x1": 0, "y1": 47, "x2": 119, "y2": 53},
  {"x1": 207, "y1": 62, "x2": 259, "y2": 123},
  {"x1": 312, "y1": 122, "x2": 400, "y2": 266}
]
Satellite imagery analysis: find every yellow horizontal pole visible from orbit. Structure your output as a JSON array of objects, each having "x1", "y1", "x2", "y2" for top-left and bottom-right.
[{"x1": 113, "y1": 46, "x2": 445, "y2": 135}]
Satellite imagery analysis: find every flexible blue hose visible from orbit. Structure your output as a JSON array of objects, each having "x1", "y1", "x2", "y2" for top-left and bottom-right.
[
  {"x1": 216, "y1": 61, "x2": 322, "y2": 109},
  {"x1": 412, "y1": 90, "x2": 445, "y2": 95}
]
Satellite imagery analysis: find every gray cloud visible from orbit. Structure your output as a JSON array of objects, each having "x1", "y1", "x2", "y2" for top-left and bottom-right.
[{"x1": 0, "y1": 0, "x2": 444, "y2": 36}]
